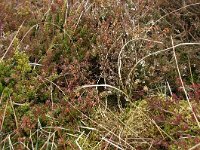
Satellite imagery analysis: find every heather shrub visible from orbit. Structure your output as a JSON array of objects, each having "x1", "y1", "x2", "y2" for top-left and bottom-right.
[{"x1": 0, "y1": 0, "x2": 200, "y2": 149}]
